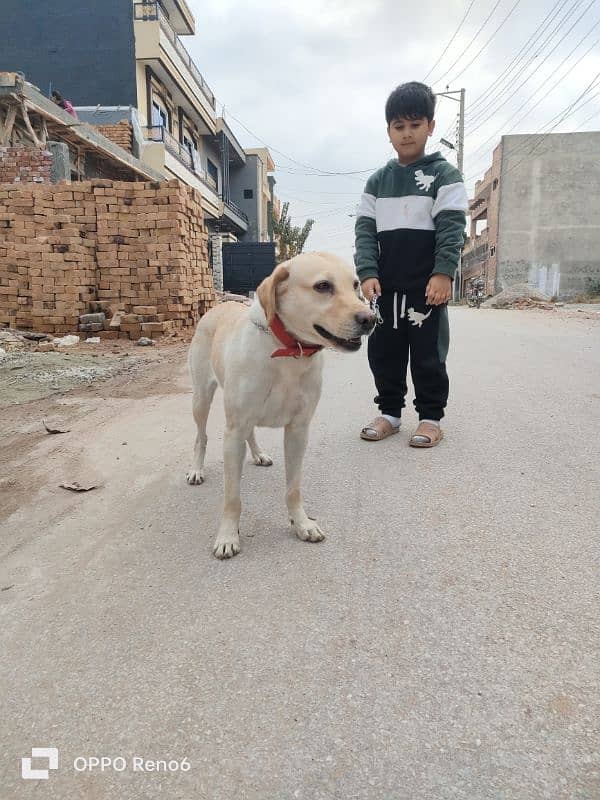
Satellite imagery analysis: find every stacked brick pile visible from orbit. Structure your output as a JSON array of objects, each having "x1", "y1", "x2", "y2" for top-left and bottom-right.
[
  {"x1": 0, "y1": 145, "x2": 53, "y2": 184},
  {"x1": 0, "y1": 184, "x2": 96, "y2": 333},
  {"x1": 95, "y1": 122, "x2": 133, "y2": 154},
  {"x1": 0, "y1": 177, "x2": 215, "y2": 337},
  {"x1": 94, "y1": 179, "x2": 213, "y2": 337}
]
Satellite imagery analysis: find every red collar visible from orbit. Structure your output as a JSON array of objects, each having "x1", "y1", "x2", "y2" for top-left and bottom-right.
[{"x1": 269, "y1": 315, "x2": 323, "y2": 359}]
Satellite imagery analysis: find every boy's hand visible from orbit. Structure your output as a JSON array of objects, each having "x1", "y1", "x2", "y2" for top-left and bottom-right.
[
  {"x1": 426, "y1": 274, "x2": 452, "y2": 306},
  {"x1": 361, "y1": 278, "x2": 381, "y2": 300}
]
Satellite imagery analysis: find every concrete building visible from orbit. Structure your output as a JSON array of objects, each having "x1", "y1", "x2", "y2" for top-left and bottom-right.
[
  {"x1": 463, "y1": 131, "x2": 600, "y2": 298},
  {"x1": 0, "y1": 0, "x2": 264, "y2": 240},
  {"x1": 229, "y1": 147, "x2": 277, "y2": 242}
]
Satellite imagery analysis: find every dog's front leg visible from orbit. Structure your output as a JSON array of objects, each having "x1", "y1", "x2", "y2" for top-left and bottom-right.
[
  {"x1": 284, "y1": 422, "x2": 325, "y2": 544},
  {"x1": 213, "y1": 427, "x2": 246, "y2": 559}
]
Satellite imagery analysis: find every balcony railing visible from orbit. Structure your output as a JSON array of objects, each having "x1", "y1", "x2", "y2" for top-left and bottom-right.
[
  {"x1": 144, "y1": 125, "x2": 217, "y2": 192},
  {"x1": 134, "y1": 1, "x2": 216, "y2": 110},
  {"x1": 224, "y1": 198, "x2": 249, "y2": 225}
]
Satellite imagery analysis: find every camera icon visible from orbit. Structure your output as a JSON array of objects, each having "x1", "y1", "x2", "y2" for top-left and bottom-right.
[{"x1": 21, "y1": 747, "x2": 59, "y2": 780}]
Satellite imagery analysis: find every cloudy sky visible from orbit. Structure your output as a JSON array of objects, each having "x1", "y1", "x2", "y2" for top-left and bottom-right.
[{"x1": 185, "y1": 0, "x2": 600, "y2": 261}]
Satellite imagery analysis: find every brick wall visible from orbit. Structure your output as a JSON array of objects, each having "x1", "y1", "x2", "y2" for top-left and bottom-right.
[
  {"x1": 95, "y1": 121, "x2": 133, "y2": 153},
  {"x1": 0, "y1": 145, "x2": 53, "y2": 184},
  {"x1": 0, "y1": 178, "x2": 215, "y2": 336}
]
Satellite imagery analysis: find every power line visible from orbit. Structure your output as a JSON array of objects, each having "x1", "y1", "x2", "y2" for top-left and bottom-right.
[
  {"x1": 575, "y1": 106, "x2": 600, "y2": 127},
  {"x1": 465, "y1": 71, "x2": 600, "y2": 181},
  {"x1": 466, "y1": 28, "x2": 599, "y2": 167},
  {"x1": 466, "y1": 0, "x2": 571, "y2": 115},
  {"x1": 222, "y1": 108, "x2": 378, "y2": 177},
  {"x1": 431, "y1": 0, "x2": 504, "y2": 88},
  {"x1": 446, "y1": 0, "x2": 524, "y2": 85},
  {"x1": 422, "y1": 0, "x2": 477, "y2": 82},
  {"x1": 466, "y1": 0, "x2": 595, "y2": 133}
]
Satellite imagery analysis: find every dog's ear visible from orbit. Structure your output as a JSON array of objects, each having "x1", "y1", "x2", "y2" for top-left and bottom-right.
[{"x1": 256, "y1": 264, "x2": 290, "y2": 325}]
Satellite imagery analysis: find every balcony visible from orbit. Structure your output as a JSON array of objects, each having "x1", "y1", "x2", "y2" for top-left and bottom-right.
[
  {"x1": 144, "y1": 125, "x2": 217, "y2": 192},
  {"x1": 134, "y1": 2, "x2": 216, "y2": 126},
  {"x1": 222, "y1": 198, "x2": 249, "y2": 232}
]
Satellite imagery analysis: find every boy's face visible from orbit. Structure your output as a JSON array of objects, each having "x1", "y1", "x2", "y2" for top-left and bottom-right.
[{"x1": 388, "y1": 116, "x2": 435, "y2": 164}]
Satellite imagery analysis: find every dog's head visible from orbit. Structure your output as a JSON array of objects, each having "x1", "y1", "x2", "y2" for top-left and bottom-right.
[{"x1": 257, "y1": 252, "x2": 376, "y2": 352}]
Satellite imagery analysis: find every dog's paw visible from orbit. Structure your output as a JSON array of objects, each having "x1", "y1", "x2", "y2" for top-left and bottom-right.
[
  {"x1": 186, "y1": 469, "x2": 205, "y2": 485},
  {"x1": 252, "y1": 452, "x2": 273, "y2": 467},
  {"x1": 213, "y1": 531, "x2": 241, "y2": 559},
  {"x1": 291, "y1": 518, "x2": 326, "y2": 543}
]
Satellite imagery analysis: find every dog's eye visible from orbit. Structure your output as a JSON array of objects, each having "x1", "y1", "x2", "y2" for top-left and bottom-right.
[
  {"x1": 353, "y1": 280, "x2": 360, "y2": 291},
  {"x1": 314, "y1": 281, "x2": 334, "y2": 294}
]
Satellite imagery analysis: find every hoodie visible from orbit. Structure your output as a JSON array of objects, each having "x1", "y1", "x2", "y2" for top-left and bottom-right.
[{"x1": 354, "y1": 152, "x2": 468, "y2": 291}]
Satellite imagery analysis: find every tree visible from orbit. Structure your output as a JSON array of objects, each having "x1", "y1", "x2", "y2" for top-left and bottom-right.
[{"x1": 272, "y1": 202, "x2": 314, "y2": 263}]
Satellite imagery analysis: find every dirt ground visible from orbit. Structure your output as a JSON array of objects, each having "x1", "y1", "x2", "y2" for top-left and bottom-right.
[{"x1": 0, "y1": 332, "x2": 190, "y2": 524}]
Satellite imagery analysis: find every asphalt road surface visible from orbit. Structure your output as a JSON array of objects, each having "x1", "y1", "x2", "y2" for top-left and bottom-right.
[{"x1": 1, "y1": 307, "x2": 599, "y2": 799}]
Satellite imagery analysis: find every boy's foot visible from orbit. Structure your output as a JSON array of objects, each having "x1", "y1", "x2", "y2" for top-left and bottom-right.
[
  {"x1": 360, "y1": 416, "x2": 400, "y2": 441},
  {"x1": 409, "y1": 421, "x2": 443, "y2": 448}
]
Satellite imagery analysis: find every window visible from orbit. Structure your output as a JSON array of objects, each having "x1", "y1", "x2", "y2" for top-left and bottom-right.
[
  {"x1": 490, "y1": 245, "x2": 496, "y2": 256},
  {"x1": 244, "y1": 189, "x2": 253, "y2": 199},
  {"x1": 493, "y1": 178, "x2": 499, "y2": 190},
  {"x1": 183, "y1": 134, "x2": 196, "y2": 156},
  {"x1": 152, "y1": 101, "x2": 167, "y2": 129},
  {"x1": 207, "y1": 159, "x2": 219, "y2": 185}
]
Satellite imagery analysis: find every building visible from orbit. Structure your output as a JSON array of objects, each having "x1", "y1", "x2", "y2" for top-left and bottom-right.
[
  {"x1": 0, "y1": 0, "x2": 257, "y2": 240},
  {"x1": 463, "y1": 132, "x2": 600, "y2": 298},
  {"x1": 230, "y1": 147, "x2": 277, "y2": 242},
  {"x1": 0, "y1": 73, "x2": 164, "y2": 184}
]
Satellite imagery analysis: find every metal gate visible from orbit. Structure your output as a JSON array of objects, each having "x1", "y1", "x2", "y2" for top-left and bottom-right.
[{"x1": 222, "y1": 242, "x2": 276, "y2": 295}]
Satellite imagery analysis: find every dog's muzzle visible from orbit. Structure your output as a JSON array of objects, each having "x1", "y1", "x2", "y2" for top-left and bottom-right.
[{"x1": 314, "y1": 311, "x2": 376, "y2": 352}]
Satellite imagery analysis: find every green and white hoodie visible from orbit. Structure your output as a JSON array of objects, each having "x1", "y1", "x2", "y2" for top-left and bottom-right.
[{"x1": 354, "y1": 153, "x2": 468, "y2": 291}]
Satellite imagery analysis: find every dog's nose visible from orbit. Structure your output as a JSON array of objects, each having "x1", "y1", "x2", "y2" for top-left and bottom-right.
[{"x1": 355, "y1": 310, "x2": 376, "y2": 331}]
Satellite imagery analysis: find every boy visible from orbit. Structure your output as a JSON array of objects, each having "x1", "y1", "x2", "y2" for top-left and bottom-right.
[{"x1": 355, "y1": 82, "x2": 467, "y2": 447}]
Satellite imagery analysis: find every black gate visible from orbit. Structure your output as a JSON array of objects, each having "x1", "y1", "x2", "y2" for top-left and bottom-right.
[{"x1": 222, "y1": 242, "x2": 276, "y2": 295}]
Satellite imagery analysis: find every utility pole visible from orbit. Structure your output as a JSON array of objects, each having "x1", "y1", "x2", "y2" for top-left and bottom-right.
[
  {"x1": 457, "y1": 87, "x2": 465, "y2": 173},
  {"x1": 437, "y1": 87, "x2": 466, "y2": 300},
  {"x1": 437, "y1": 87, "x2": 465, "y2": 173}
]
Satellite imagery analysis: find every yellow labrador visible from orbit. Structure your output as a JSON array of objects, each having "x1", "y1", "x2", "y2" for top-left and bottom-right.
[{"x1": 187, "y1": 251, "x2": 375, "y2": 559}]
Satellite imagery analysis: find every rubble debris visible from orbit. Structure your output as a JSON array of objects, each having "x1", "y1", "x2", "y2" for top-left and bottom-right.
[
  {"x1": 22, "y1": 332, "x2": 51, "y2": 341},
  {"x1": 483, "y1": 284, "x2": 554, "y2": 309},
  {"x1": 136, "y1": 337, "x2": 155, "y2": 347},
  {"x1": 43, "y1": 419, "x2": 71, "y2": 435},
  {"x1": 53, "y1": 335, "x2": 80, "y2": 347},
  {"x1": 59, "y1": 481, "x2": 99, "y2": 492}
]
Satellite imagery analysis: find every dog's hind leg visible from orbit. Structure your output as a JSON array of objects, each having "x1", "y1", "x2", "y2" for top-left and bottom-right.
[
  {"x1": 186, "y1": 338, "x2": 217, "y2": 486},
  {"x1": 247, "y1": 429, "x2": 273, "y2": 467}
]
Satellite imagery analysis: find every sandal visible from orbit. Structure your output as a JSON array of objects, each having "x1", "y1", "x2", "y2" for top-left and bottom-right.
[
  {"x1": 360, "y1": 416, "x2": 400, "y2": 441},
  {"x1": 409, "y1": 421, "x2": 444, "y2": 448}
]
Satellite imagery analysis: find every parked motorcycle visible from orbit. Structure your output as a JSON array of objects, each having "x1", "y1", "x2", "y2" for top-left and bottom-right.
[{"x1": 466, "y1": 279, "x2": 485, "y2": 309}]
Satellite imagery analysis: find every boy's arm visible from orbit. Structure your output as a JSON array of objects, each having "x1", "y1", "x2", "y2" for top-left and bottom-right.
[
  {"x1": 354, "y1": 174, "x2": 380, "y2": 283},
  {"x1": 431, "y1": 171, "x2": 468, "y2": 280}
]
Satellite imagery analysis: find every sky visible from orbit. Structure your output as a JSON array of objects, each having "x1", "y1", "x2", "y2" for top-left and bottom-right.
[{"x1": 184, "y1": 0, "x2": 600, "y2": 261}]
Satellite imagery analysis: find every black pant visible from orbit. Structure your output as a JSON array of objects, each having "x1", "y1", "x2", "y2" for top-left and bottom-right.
[{"x1": 367, "y1": 289, "x2": 449, "y2": 421}]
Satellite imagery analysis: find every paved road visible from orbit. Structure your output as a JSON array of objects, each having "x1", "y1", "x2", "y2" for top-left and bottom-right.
[{"x1": 1, "y1": 308, "x2": 599, "y2": 799}]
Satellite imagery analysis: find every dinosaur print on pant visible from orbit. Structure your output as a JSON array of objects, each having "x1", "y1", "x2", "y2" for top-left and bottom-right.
[{"x1": 407, "y1": 307, "x2": 432, "y2": 327}]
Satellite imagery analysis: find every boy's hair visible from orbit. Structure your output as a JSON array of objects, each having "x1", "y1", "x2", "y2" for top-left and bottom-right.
[
  {"x1": 385, "y1": 82, "x2": 436, "y2": 124},
  {"x1": 51, "y1": 90, "x2": 63, "y2": 102}
]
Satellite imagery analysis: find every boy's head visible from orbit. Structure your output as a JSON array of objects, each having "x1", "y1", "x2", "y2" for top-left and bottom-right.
[{"x1": 385, "y1": 82, "x2": 436, "y2": 164}]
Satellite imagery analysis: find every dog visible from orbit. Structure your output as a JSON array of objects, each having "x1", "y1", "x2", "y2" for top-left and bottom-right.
[{"x1": 186, "y1": 251, "x2": 376, "y2": 559}]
